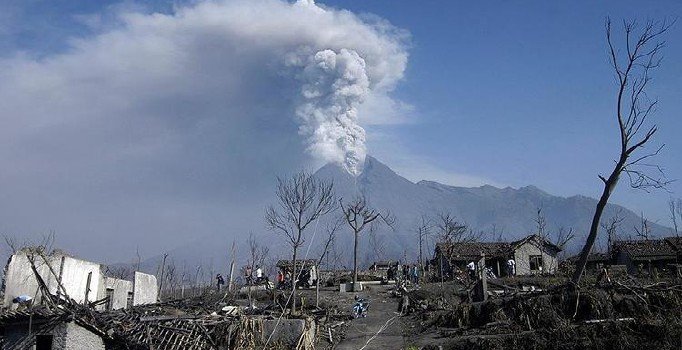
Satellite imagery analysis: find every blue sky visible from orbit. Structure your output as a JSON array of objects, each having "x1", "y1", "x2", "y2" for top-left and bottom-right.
[
  {"x1": 323, "y1": 0, "x2": 682, "y2": 223},
  {"x1": 0, "y1": 0, "x2": 680, "y2": 260}
]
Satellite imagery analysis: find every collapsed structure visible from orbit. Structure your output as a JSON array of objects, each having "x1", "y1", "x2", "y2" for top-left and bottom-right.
[
  {"x1": 2, "y1": 248, "x2": 157, "y2": 311},
  {"x1": 0, "y1": 248, "x2": 318, "y2": 349}
]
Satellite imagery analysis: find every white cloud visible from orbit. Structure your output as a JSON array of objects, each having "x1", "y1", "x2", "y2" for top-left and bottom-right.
[{"x1": 0, "y1": 0, "x2": 408, "y2": 261}]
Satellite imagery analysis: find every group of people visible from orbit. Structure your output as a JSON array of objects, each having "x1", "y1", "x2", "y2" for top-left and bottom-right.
[
  {"x1": 276, "y1": 265, "x2": 317, "y2": 290},
  {"x1": 465, "y1": 257, "x2": 516, "y2": 280},
  {"x1": 386, "y1": 262, "x2": 421, "y2": 285},
  {"x1": 244, "y1": 265, "x2": 265, "y2": 285},
  {"x1": 213, "y1": 264, "x2": 267, "y2": 290}
]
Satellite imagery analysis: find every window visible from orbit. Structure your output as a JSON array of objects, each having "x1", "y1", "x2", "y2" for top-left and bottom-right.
[
  {"x1": 127, "y1": 291, "x2": 134, "y2": 309},
  {"x1": 529, "y1": 255, "x2": 543, "y2": 271},
  {"x1": 105, "y1": 288, "x2": 114, "y2": 311},
  {"x1": 36, "y1": 334, "x2": 53, "y2": 350}
]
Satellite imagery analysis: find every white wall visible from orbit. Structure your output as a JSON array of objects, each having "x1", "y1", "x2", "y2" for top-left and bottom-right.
[
  {"x1": 3, "y1": 252, "x2": 102, "y2": 308},
  {"x1": 514, "y1": 241, "x2": 558, "y2": 275},
  {"x1": 133, "y1": 271, "x2": 158, "y2": 305},
  {"x1": 97, "y1": 277, "x2": 133, "y2": 311}
]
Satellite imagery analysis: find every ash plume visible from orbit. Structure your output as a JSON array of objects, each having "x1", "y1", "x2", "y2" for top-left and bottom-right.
[
  {"x1": 0, "y1": 0, "x2": 408, "y2": 259},
  {"x1": 293, "y1": 48, "x2": 369, "y2": 176}
]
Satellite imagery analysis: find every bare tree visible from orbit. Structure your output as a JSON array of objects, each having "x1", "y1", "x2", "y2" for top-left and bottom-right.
[
  {"x1": 414, "y1": 214, "x2": 433, "y2": 275},
  {"x1": 434, "y1": 212, "x2": 480, "y2": 285},
  {"x1": 245, "y1": 232, "x2": 269, "y2": 307},
  {"x1": 535, "y1": 207, "x2": 548, "y2": 241},
  {"x1": 572, "y1": 18, "x2": 673, "y2": 284},
  {"x1": 436, "y1": 212, "x2": 479, "y2": 245},
  {"x1": 634, "y1": 211, "x2": 652, "y2": 240},
  {"x1": 555, "y1": 227, "x2": 575, "y2": 251},
  {"x1": 314, "y1": 219, "x2": 343, "y2": 307},
  {"x1": 601, "y1": 209, "x2": 625, "y2": 255},
  {"x1": 367, "y1": 225, "x2": 386, "y2": 263},
  {"x1": 247, "y1": 232, "x2": 270, "y2": 273},
  {"x1": 265, "y1": 172, "x2": 336, "y2": 313},
  {"x1": 340, "y1": 195, "x2": 394, "y2": 291},
  {"x1": 157, "y1": 253, "x2": 169, "y2": 298}
]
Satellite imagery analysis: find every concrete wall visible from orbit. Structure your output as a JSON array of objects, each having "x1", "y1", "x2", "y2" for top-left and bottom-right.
[
  {"x1": 64, "y1": 322, "x2": 105, "y2": 350},
  {"x1": 261, "y1": 318, "x2": 315, "y2": 349},
  {"x1": 3, "y1": 252, "x2": 102, "y2": 308},
  {"x1": 1, "y1": 321, "x2": 104, "y2": 350},
  {"x1": 514, "y1": 241, "x2": 558, "y2": 275},
  {"x1": 133, "y1": 271, "x2": 158, "y2": 305},
  {"x1": 96, "y1": 277, "x2": 133, "y2": 311}
]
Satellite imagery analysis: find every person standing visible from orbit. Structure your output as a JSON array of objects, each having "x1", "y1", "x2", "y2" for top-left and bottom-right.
[
  {"x1": 308, "y1": 265, "x2": 317, "y2": 287},
  {"x1": 467, "y1": 261, "x2": 476, "y2": 279},
  {"x1": 216, "y1": 274, "x2": 225, "y2": 290},
  {"x1": 506, "y1": 258, "x2": 516, "y2": 277},
  {"x1": 276, "y1": 270, "x2": 285, "y2": 289},
  {"x1": 245, "y1": 265, "x2": 253, "y2": 285},
  {"x1": 255, "y1": 265, "x2": 263, "y2": 283}
]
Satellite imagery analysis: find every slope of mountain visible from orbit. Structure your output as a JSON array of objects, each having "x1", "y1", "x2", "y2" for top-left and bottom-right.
[
  {"x1": 136, "y1": 155, "x2": 670, "y2": 275},
  {"x1": 314, "y1": 156, "x2": 669, "y2": 257}
]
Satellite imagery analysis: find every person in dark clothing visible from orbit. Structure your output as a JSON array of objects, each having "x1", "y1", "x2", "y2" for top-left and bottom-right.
[{"x1": 216, "y1": 274, "x2": 225, "y2": 290}]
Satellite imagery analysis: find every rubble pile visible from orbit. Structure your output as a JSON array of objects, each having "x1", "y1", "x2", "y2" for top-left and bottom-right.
[{"x1": 411, "y1": 279, "x2": 682, "y2": 350}]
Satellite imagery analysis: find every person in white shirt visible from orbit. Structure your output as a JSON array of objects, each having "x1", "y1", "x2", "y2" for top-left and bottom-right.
[
  {"x1": 255, "y1": 265, "x2": 263, "y2": 283},
  {"x1": 467, "y1": 261, "x2": 476, "y2": 279},
  {"x1": 506, "y1": 258, "x2": 516, "y2": 277}
]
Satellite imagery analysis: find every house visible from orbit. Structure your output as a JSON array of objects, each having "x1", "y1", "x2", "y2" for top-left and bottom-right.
[
  {"x1": 612, "y1": 238, "x2": 680, "y2": 275},
  {"x1": 0, "y1": 307, "x2": 107, "y2": 350},
  {"x1": 2, "y1": 248, "x2": 158, "y2": 311},
  {"x1": 433, "y1": 234, "x2": 562, "y2": 277}
]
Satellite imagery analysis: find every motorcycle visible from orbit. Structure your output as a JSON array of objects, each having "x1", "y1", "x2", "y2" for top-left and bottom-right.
[{"x1": 352, "y1": 296, "x2": 369, "y2": 318}]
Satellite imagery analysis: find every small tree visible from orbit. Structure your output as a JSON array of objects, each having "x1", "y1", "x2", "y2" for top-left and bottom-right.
[
  {"x1": 246, "y1": 232, "x2": 270, "y2": 306},
  {"x1": 601, "y1": 210, "x2": 624, "y2": 256},
  {"x1": 572, "y1": 18, "x2": 672, "y2": 284},
  {"x1": 434, "y1": 212, "x2": 480, "y2": 284},
  {"x1": 634, "y1": 212, "x2": 652, "y2": 240},
  {"x1": 315, "y1": 219, "x2": 343, "y2": 307},
  {"x1": 265, "y1": 172, "x2": 336, "y2": 313},
  {"x1": 340, "y1": 195, "x2": 394, "y2": 291},
  {"x1": 414, "y1": 214, "x2": 433, "y2": 275}
]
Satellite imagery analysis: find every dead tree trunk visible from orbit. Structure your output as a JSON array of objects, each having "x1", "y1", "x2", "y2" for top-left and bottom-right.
[{"x1": 572, "y1": 18, "x2": 672, "y2": 284}]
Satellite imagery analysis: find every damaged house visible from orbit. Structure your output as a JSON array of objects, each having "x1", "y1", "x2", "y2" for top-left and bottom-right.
[
  {"x1": 434, "y1": 234, "x2": 562, "y2": 277},
  {"x1": 612, "y1": 237, "x2": 681, "y2": 275},
  {"x1": 2, "y1": 249, "x2": 158, "y2": 311}
]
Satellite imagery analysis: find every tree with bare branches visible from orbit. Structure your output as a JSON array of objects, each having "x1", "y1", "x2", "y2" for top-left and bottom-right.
[
  {"x1": 340, "y1": 195, "x2": 394, "y2": 291},
  {"x1": 314, "y1": 219, "x2": 343, "y2": 307},
  {"x1": 434, "y1": 212, "x2": 480, "y2": 285},
  {"x1": 245, "y1": 232, "x2": 269, "y2": 307},
  {"x1": 634, "y1": 211, "x2": 652, "y2": 240},
  {"x1": 435, "y1": 212, "x2": 479, "y2": 245},
  {"x1": 265, "y1": 172, "x2": 336, "y2": 313},
  {"x1": 572, "y1": 18, "x2": 673, "y2": 284},
  {"x1": 414, "y1": 214, "x2": 433, "y2": 275},
  {"x1": 602, "y1": 210, "x2": 625, "y2": 256}
]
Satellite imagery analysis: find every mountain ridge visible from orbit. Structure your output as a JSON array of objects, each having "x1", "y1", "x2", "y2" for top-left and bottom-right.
[
  {"x1": 134, "y1": 155, "x2": 670, "y2": 275},
  {"x1": 313, "y1": 156, "x2": 670, "y2": 259}
]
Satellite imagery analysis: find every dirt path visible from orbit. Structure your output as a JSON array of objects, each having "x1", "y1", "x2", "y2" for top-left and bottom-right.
[{"x1": 335, "y1": 285, "x2": 406, "y2": 350}]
